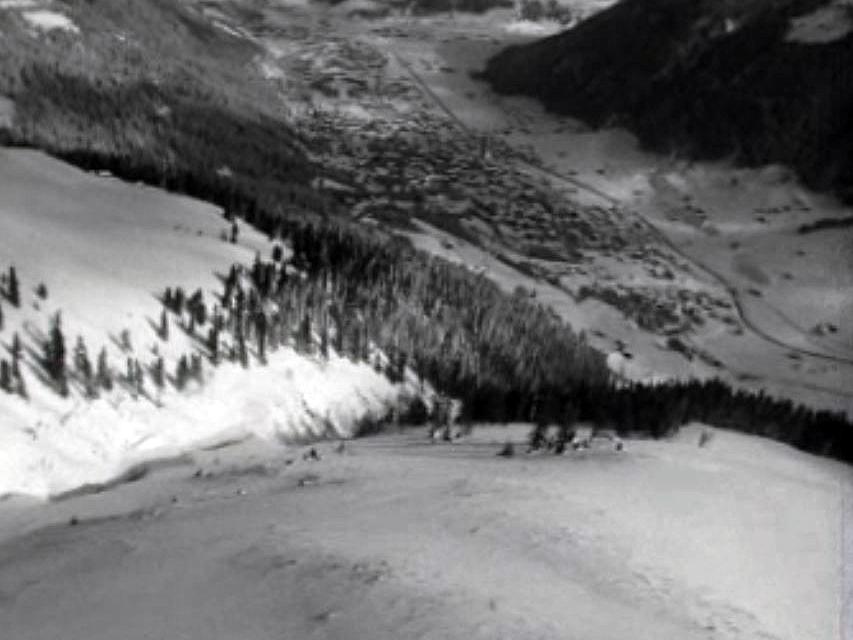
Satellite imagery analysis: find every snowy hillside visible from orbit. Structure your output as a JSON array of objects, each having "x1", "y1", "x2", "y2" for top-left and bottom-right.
[
  {"x1": 0, "y1": 148, "x2": 419, "y2": 499},
  {"x1": 0, "y1": 423, "x2": 848, "y2": 640}
]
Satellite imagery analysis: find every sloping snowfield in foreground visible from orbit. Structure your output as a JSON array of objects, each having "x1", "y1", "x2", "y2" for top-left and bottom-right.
[{"x1": 0, "y1": 424, "x2": 849, "y2": 640}]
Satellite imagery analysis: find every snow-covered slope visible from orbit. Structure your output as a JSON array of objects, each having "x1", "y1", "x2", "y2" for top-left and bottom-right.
[
  {"x1": 0, "y1": 148, "x2": 417, "y2": 499},
  {"x1": 0, "y1": 423, "x2": 848, "y2": 640}
]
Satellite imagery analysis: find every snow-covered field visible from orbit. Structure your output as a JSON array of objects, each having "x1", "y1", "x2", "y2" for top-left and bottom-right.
[
  {"x1": 0, "y1": 424, "x2": 848, "y2": 640},
  {"x1": 0, "y1": 148, "x2": 416, "y2": 499}
]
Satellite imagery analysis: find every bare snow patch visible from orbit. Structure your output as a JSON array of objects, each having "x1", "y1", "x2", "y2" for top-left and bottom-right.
[
  {"x1": 0, "y1": 0, "x2": 38, "y2": 7},
  {"x1": 22, "y1": 9, "x2": 79, "y2": 33},
  {"x1": 787, "y1": 1, "x2": 853, "y2": 43},
  {"x1": 258, "y1": 59, "x2": 285, "y2": 81},
  {"x1": 503, "y1": 20, "x2": 563, "y2": 37}
]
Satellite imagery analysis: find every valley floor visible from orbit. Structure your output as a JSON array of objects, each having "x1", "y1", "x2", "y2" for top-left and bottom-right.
[{"x1": 1, "y1": 425, "x2": 849, "y2": 640}]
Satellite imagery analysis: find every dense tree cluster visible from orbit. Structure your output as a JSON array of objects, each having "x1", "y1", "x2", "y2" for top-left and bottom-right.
[{"x1": 158, "y1": 225, "x2": 853, "y2": 462}]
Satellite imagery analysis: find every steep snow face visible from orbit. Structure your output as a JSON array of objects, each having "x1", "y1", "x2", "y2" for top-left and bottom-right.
[{"x1": 0, "y1": 148, "x2": 414, "y2": 499}]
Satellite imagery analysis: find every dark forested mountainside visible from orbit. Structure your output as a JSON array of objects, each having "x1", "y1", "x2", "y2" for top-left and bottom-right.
[
  {"x1": 0, "y1": 0, "x2": 851, "y2": 462},
  {"x1": 0, "y1": 0, "x2": 325, "y2": 217},
  {"x1": 483, "y1": 0, "x2": 853, "y2": 200}
]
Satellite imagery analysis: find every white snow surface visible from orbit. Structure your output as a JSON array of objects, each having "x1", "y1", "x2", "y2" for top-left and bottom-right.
[
  {"x1": 0, "y1": 148, "x2": 414, "y2": 499},
  {"x1": 0, "y1": 423, "x2": 848, "y2": 640},
  {"x1": 21, "y1": 9, "x2": 78, "y2": 33}
]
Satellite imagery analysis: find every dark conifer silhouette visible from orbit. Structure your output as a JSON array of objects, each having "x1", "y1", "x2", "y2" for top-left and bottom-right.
[
  {"x1": 190, "y1": 354, "x2": 203, "y2": 382},
  {"x1": 152, "y1": 356, "x2": 165, "y2": 388},
  {"x1": 175, "y1": 355, "x2": 189, "y2": 390},
  {"x1": 255, "y1": 311, "x2": 268, "y2": 363},
  {"x1": 133, "y1": 359, "x2": 144, "y2": 396},
  {"x1": 11, "y1": 332, "x2": 21, "y2": 376},
  {"x1": 74, "y1": 337, "x2": 96, "y2": 398},
  {"x1": 97, "y1": 348, "x2": 113, "y2": 391},
  {"x1": 173, "y1": 288, "x2": 185, "y2": 316},
  {"x1": 0, "y1": 360, "x2": 10, "y2": 393},
  {"x1": 207, "y1": 326, "x2": 220, "y2": 363},
  {"x1": 159, "y1": 309, "x2": 169, "y2": 341},
  {"x1": 44, "y1": 313, "x2": 68, "y2": 396},
  {"x1": 7, "y1": 266, "x2": 20, "y2": 308}
]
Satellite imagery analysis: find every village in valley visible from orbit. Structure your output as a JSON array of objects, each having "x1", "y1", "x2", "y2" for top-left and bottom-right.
[{"x1": 234, "y1": 9, "x2": 748, "y2": 379}]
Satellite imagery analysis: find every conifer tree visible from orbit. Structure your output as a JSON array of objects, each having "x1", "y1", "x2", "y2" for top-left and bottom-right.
[
  {"x1": 174, "y1": 288, "x2": 185, "y2": 316},
  {"x1": 251, "y1": 252, "x2": 263, "y2": 290},
  {"x1": 175, "y1": 355, "x2": 189, "y2": 390},
  {"x1": 555, "y1": 402, "x2": 578, "y2": 454},
  {"x1": 97, "y1": 348, "x2": 113, "y2": 391},
  {"x1": 11, "y1": 332, "x2": 21, "y2": 377},
  {"x1": 152, "y1": 356, "x2": 165, "y2": 388},
  {"x1": 320, "y1": 312, "x2": 330, "y2": 359},
  {"x1": 196, "y1": 300, "x2": 207, "y2": 327},
  {"x1": 238, "y1": 333, "x2": 249, "y2": 368},
  {"x1": 0, "y1": 360, "x2": 10, "y2": 393},
  {"x1": 7, "y1": 266, "x2": 19, "y2": 308},
  {"x1": 297, "y1": 312, "x2": 312, "y2": 353},
  {"x1": 74, "y1": 337, "x2": 95, "y2": 398},
  {"x1": 46, "y1": 313, "x2": 68, "y2": 396},
  {"x1": 160, "y1": 309, "x2": 169, "y2": 341},
  {"x1": 255, "y1": 312, "x2": 268, "y2": 363},
  {"x1": 207, "y1": 326, "x2": 220, "y2": 363},
  {"x1": 223, "y1": 265, "x2": 238, "y2": 303},
  {"x1": 134, "y1": 360, "x2": 144, "y2": 396},
  {"x1": 14, "y1": 368, "x2": 27, "y2": 399},
  {"x1": 190, "y1": 354, "x2": 203, "y2": 382},
  {"x1": 275, "y1": 266, "x2": 288, "y2": 296}
]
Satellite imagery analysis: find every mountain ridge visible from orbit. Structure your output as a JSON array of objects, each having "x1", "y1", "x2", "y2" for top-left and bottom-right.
[{"x1": 483, "y1": 0, "x2": 853, "y2": 200}]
